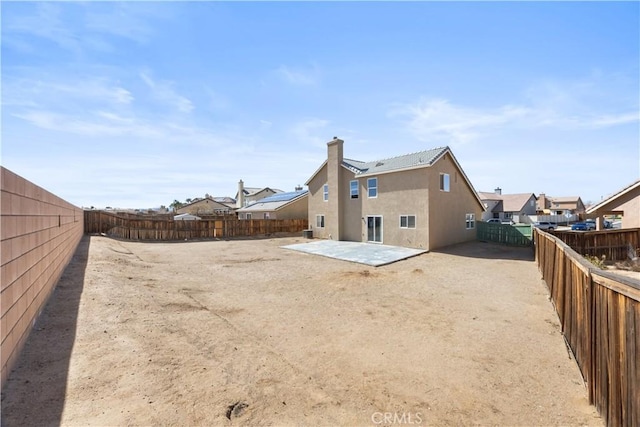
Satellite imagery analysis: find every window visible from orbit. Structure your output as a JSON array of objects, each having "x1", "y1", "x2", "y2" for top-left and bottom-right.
[
  {"x1": 350, "y1": 180, "x2": 359, "y2": 199},
  {"x1": 504, "y1": 212, "x2": 513, "y2": 219},
  {"x1": 323, "y1": 184, "x2": 329, "y2": 201},
  {"x1": 367, "y1": 178, "x2": 378, "y2": 198},
  {"x1": 246, "y1": 213, "x2": 252, "y2": 220},
  {"x1": 316, "y1": 214, "x2": 325, "y2": 228},
  {"x1": 264, "y1": 212, "x2": 270, "y2": 219},
  {"x1": 440, "y1": 173, "x2": 450, "y2": 192},
  {"x1": 400, "y1": 215, "x2": 416, "y2": 229},
  {"x1": 466, "y1": 213, "x2": 475, "y2": 229}
]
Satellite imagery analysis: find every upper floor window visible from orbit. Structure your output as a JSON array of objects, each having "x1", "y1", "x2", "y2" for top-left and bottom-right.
[
  {"x1": 367, "y1": 178, "x2": 378, "y2": 198},
  {"x1": 350, "y1": 180, "x2": 359, "y2": 199},
  {"x1": 323, "y1": 184, "x2": 329, "y2": 201},
  {"x1": 440, "y1": 173, "x2": 450, "y2": 192}
]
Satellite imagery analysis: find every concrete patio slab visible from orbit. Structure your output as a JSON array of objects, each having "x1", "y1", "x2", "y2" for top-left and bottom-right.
[{"x1": 281, "y1": 239, "x2": 427, "y2": 266}]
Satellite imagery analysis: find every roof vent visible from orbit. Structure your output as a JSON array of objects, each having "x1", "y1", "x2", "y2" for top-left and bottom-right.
[{"x1": 376, "y1": 162, "x2": 384, "y2": 167}]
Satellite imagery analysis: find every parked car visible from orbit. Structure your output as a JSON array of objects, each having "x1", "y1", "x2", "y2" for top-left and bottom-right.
[
  {"x1": 604, "y1": 220, "x2": 613, "y2": 229},
  {"x1": 571, "y1": 222, "x2": 588, "y2": 231},
  {"x1": 534, "y1": 221, "x2": 557, "y2": 230},
  {"x1": 486, "y1": 218, "x2": 515, "y2": 225},
  {"x1": 585, "y1": 219, "x2": 596, "y2": 230}
]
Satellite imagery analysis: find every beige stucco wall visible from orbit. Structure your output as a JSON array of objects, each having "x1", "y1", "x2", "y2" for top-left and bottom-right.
[
  {"x1": 426, "y1": 153, "x2": 483, "y2": 250},
  {"x1": 592, "y1": 186, "x2": 640, "y2": 229},
  {"x1": 1, "y1": 167, "x2": 83, "y2": 385},
  {"x1": 307, "y1": 163, "x2": 330, "y2": 239},
  {"x1": 358, "y1": 167, "x2": 430, "y2": 248}
]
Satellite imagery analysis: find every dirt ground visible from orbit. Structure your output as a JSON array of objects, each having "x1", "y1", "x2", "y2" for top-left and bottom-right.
[{"x1": 1, "y1": 235, "x2": 602, "y2": 426}]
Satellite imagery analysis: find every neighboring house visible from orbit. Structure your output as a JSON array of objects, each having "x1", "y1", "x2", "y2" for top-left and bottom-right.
[
  {"x1": 176, "y1": 197, "x2": 232, "y2": 216},
  {"x1": 586, "y1": 179, "x2": 640, "y2": 229},
  {"x1": 212, "y1": 196, "x2": 236, "y2": 209},
  {"x1": 236, "y1": 190, "x2": 308, "y2": 220},
  {"x1": 174, "y1": 213, "x2": 201, "y2": 221},
  {"x1": 235, "y1": 180, "x2": 283, "y2": 208},
  {"x1": 305, "y1": 137, "x2": 485, "y2": 251},
  {"x1": 537, "y1": 194, "x2": 586, "y2": 215},
  {"x1": 478, "y1": 188, "x2": 537, "y2": 223}
]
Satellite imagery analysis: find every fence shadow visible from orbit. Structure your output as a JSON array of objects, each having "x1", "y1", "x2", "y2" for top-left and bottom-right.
[
  {"x1": 1, "y1": 236, "x2": 90, "y2": 427},
  {"x1": 433, "y1": 240, "x2": 535, "y2": 262}
]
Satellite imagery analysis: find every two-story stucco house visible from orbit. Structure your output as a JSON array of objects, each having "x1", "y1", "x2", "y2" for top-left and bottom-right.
[{"x1": 305, "y1": 137, "x2": 485, "y2": 251}]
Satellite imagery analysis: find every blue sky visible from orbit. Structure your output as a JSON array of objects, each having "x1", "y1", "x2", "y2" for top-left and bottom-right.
[{"x1": 2, "y1": 1, "x2": 638, "y2": 208}]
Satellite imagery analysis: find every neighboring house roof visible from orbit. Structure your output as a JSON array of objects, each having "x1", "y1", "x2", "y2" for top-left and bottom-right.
[
  {"x1": 178, "y1": 197, "x2": 231, "y2": 211},
  {"x1": 236, "y1": 190, "x2": 308, "y2": 212},
  {"x1": 586, "y1": 179, "x2": 640, "y2": 214},
  {"x1": 174, "y1": 213, "x2": 201, "y2": 220},
  {"x1": 213, "y1": 196, "x2": 236, "y2": 204},
  {"x1": 235, "y1": 187, "x2": 284, "y2": 199},
  {"x1": 548, "y1": 196, "x2": 581, "y2": 203},
  {"x1": 478, "y1": 192, "x2": 536, "y2": 212}
]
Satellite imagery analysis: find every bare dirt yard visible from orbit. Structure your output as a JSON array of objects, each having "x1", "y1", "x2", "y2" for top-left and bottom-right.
[{"x1": 2, "y1": 236, "x2": 602, "y2": 426}]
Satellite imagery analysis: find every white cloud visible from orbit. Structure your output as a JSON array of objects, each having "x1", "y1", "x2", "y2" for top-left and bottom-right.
[
  {"x1": 391, "y1": 98, "x2": 530, "y2": 144},
  {"x1": 289, "y1": 118, "x2": 331, "y2": 148},
  {"x1": 139, "y1": 71, "x2": 194, "y2": 113},
  {"x1": 276, "y1": 64, "x2": 320, "y2": 86}
]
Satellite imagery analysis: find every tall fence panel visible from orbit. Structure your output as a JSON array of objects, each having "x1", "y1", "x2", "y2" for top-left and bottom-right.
[
  {"x1": 534, "y1": 228, "x2": 640, "y2": 426},
  {"x1": 1, "y1": 167, "x2": 84, "y2": 385},
  {"x1": 84, "y1": 210, "x2": 308, "y2": 241},
  {"x1": 550, "y1": 228, "x2": 640, "y2": 262},
  {"x1": 477, "y1": 221, "x2": 532, "y2": 246}
]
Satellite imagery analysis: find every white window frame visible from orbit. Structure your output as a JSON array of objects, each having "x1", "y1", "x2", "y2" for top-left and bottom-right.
[
  {"x1": 316, "y1": 214, "x2": 325, "y2": 228},
  {"x1": 264, "y1": 212, "x2": 270, "y2": 219},
  {"x1": 465, "y1": 213, "x2": 475, "y2": 229},
  {"x1": 323, "y1": 184, "x2": 329, "y2": 201},
  {"x1": 350, "y1": 180, "x2": 359, "y2": 199},
  {"x1": 246, "y1": 213, "x2": 252, "y2": 220},
  {"x1": 504, "y1": 212, "x2": 513, "y2": 219},
  {"x1": 440, "y1": 173, "x2": 450, "y2": 192},
  {"x1": 367, "y1": 177, "x2": 378, "y2": 198},
  {"x1": 400, "y1": 215, "x2": 416, "y2": 229}
]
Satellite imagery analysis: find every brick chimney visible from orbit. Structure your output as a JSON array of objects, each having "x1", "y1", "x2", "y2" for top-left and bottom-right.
[
  {"x1": 538, "y1": 193, "x2": 547, "y2": 210},
  {"x1": 326, "y1": 137, "x2": 344, "y2": 240}
]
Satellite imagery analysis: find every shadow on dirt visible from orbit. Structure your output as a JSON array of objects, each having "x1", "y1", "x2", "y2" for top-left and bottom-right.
[
  {"x1": 1, "y1": 236, "x2": 91, "y2": 427},
  {"x1": 433, "y1": 240, "x2": 535, "y2": 262}
]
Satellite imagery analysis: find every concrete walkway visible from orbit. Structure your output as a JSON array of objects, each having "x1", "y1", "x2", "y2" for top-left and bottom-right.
[{"x1": 281, "y1": 239, "x2": 427, "y2": 266}]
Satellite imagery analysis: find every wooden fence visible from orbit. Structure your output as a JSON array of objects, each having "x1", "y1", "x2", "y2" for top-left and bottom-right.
[
  {"x1": 476, "y1": 221, "x2": 533, "y2": 246},
  {"x1": 550, "y1": 228, "x2": 640, "y2": 261},
  {"x1": 84, "y1": 210, "x2": 308, "y2": 241},
  {"x1": 534, "y1": 228, "x2": 639, "y2": 426}
]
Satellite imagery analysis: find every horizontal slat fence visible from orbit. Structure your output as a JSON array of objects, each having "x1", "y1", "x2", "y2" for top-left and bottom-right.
[
  {"x1": 84, "y1": 210, "x2": 308, "y2": 241},
  {"x1": 476, "y1": 221, "x2": 532, "y2": 246},
  {"x1": 535, "y1": 228, "x2": 640, "y2": 426},
  {"x1": 550, "y1": 228, "x2": 640, "y2": 261}
]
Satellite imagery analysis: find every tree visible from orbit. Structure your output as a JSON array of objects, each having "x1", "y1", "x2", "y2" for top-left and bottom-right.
[{"x1": 169, "y1": 200, "x2": 184, "y2": 212}]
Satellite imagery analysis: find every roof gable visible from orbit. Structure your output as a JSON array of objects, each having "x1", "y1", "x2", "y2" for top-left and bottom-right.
[{"x1": 586, "y1": 179, "x2": 640, "y2": 213}]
